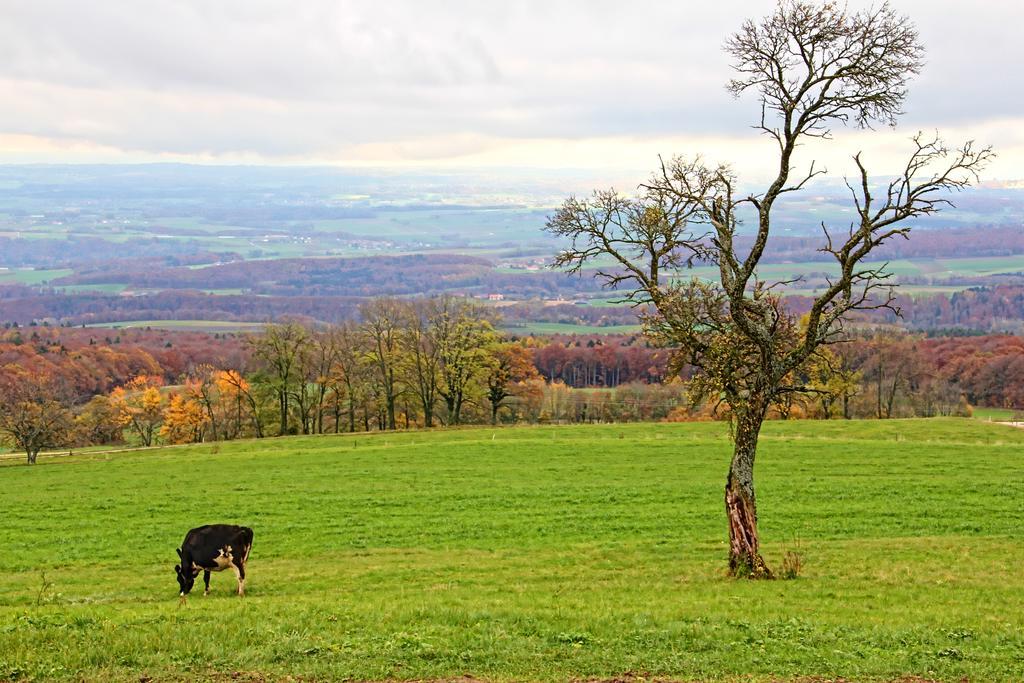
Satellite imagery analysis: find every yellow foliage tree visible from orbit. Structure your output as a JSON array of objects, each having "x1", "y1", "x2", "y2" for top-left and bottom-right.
[
  {"x1": 110, "y1": 375, "x2": 165, "y2": 446},
  {"x1": 160, "y1": 393, "x2": 208, "y2": 444},
  {"x1": 215, "y1": 368, "x2": 265, "y2": 438}
]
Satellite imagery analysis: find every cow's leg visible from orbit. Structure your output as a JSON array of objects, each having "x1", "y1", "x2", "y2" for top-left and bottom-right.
[
  {"x1": 203, "y1": 570, "x2": 211, "y2": 596},
  {"x1": 231, "y1": 559, "x2": 246, "y2": 596}
]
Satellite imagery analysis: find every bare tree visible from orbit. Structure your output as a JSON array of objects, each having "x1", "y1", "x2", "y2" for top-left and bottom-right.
[{"x1": 546, "y1": 1, "x2": 992, "y2": 577}]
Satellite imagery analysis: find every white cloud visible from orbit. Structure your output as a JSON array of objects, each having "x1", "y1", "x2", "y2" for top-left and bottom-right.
[{"x1": 0, "y1": 0, "x2": 1020, "y2": 174}]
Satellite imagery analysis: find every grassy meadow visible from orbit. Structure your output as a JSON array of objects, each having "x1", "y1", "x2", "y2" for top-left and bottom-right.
[
  {"x1": 971, "y1": 406, "x2": 1020, "y2": 421},
  {"x1": 1, "y1": 419, "x2": 1023, "y2": 682}
]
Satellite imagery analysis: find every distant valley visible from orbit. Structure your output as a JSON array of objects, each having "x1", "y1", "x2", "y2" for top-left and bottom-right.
[{"x1": 2, "y1": 164, "x2": 1024, "y2": 334}]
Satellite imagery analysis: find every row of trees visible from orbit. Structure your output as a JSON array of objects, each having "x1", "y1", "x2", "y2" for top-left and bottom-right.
[
  {"x1": 527, "y1": 330, "x2": 1019, "y2": 417},
  {"x1": 246, "y1": 297, "x2": 540, "y2": 435},
  {"x1": 0, "y1": 297, "x2": 549, "y2": 461},
  {"x1": 0, "y1": 320, "x2": 992, "y2": 465},
  {"x1": 1, "y1": 304, "x2": 1020, "y2": 468}
]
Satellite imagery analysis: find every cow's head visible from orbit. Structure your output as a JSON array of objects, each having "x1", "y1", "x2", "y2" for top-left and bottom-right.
[{"x1": 174, "y1": 548, "x2": 199, "y2": 596}]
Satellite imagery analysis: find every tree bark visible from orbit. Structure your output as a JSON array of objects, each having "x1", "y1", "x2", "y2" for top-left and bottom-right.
[
  {"x1": 386, "y1": 397, "x2": 396, "y2": 431},
  {"x1": 876, "y1": 367, "x2": 884, "y2": 419},
  {"x1": 726, "y1": 407, "x2": 772, "y2": 578},
  {"x1": 279, "y1": 392, "x2": 289, "y2": 436},
  {"x1": 453, "y1": 392, "x2": 464, "y2": 425},
  {"x1": 444, "y1": 396, "x2": 457, "y2": 425}
]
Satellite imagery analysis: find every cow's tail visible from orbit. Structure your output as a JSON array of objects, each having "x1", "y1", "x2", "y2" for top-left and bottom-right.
[{"x1": 240, "y1": 527, "x2": 254, "y2": 563}]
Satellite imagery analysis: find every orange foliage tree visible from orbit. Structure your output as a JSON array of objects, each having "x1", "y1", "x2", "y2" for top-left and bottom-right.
[{"x1": 485, "y1": 343, "x2": 542, "y2": 425}]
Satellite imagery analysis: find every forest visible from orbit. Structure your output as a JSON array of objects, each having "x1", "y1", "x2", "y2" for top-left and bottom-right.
[{"x1": 2, "y1": 296, "x2": 1020, "y2": 463}]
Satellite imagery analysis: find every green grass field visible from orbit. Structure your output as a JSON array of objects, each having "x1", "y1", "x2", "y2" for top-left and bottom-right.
[
  {"x1": 0, "y1": 268, "x2": 73, "y2": 286},
  {"x1": 2, "y1": 420, "x2": 1023, "y2": 682},
  {"x1": 971, "y1": 407, "x2": 1019, "y2": 421}
]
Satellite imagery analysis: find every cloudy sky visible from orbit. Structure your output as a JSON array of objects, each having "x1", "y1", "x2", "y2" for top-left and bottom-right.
[{"x1": 1, "y1": 0, "x2": 1021, "y2": 179}]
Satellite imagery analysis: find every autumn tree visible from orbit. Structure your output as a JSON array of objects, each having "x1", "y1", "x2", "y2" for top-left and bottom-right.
[
  {"x1": 401, "y1": 301, "x2": 442, "y2": 428},
  {"x1": 210, "y1": 369, "x2": 245, "y2": 440},
  {"x1": 160, "y1": 391, "x2": 208, "y2": 444},
  {"x1": 304, "y1": 329, "x2": 343, "y2": 434},
  {"x1": 856, "y1": 334, "x2": 917, "y2": 419},
  {"x1": 289, "y1": 339, "x2": 318, "y2": 435},
  {"x1": 360, "y1": 298, "x2": 407, "y2": 430},
  {"x1": 187, "y1": 365, "x2": 222, "y2": 440},
  {"x1": 546, "y1": 1, "x2": 991, "y2": 576},
  {"x1": 805, "y1": 346, "x2": 861, "y2": 419},
  {"x1": 433, "y1": 296, "x2": 497, "y2": 425},
  {"x1": 328, "y1": 322, "x2": 368, "y2": 433},
  {"x1": 0, "y1": 369, "x2": 75, "y2": 464},
  {"x1": 75, "y1": 394, "x2": 125, "y2": 445},
  {"x1": 485, "y1": 343, "x2": 541, "y2": 424},
  {"x1": 110, "y1": 375, "x2": 165, "y2": 447},
  {"x1": 216, "y1": 368, "x2": 266, "y2": 439},
  {"x1": 250, "y1": 322, "x2": 309, "y2": 436}
]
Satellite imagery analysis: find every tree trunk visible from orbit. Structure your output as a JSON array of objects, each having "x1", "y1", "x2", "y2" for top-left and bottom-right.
[
  {"x1": 242, "y1": 393, "x2": 263, "y2": 438},
  {"x1": 316, "y1": 387, "x2": 327, "y2": 434},
  {"x1": 386, "y1": 397, "x2": 396, "y2": 431},
  {"x1": 726, "y1": 407, "x2": 772, "y2": 579},
  {"x1": 279, "y1": 392, "x2": 289, "y2": 436},
  {"x1": 885, "y1": 370, "x2": 901, "y2": 419},
  {"x1": 235, "y1": 396, "x2": 243, "y2": 440},
  {"x1": 27, "y1": 448, "x2": 38, "y2": 465},
  {"x1": 206, "y1": 404, "x2": 218, "y2": 442},
  {"x1": 444, "y1": 395, "x2": 457, "y2": 425},
  {"x1": 876, "y1": 368, "x2": 883, "y2": 419},
  {"x1": 453, "y1": 392, "x2": 464, "y2": 425}
]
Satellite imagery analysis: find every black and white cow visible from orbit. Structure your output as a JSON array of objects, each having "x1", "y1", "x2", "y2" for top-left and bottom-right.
[{"x1": 174, "y1": 524, "x2": 253, "y2": 599}]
